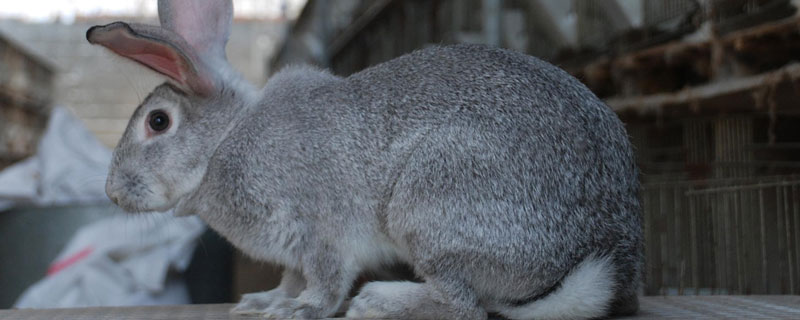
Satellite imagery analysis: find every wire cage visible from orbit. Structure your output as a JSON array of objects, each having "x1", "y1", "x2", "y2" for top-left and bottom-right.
[
  {"x1": 575, "y1": 0, "x2": 700, "y2": 52},
  {"x1": 632, "y1": 111, "x2": 800, "y2": 295},
  {"x1": 710, "y1": 0, "x2": 797, "y2": 35},
  {"x1": 573, "y1": 0, "x2": 796, "y2": 57},
  {"x1": 643, "y1": 175, "x2": 800, "y2": 295},
  {"x1": 643, "y1": 0, "x2": 701, "y2": 28},
  {"x1": 574, "y1": 0, "x2": 631, "y2": 51}
]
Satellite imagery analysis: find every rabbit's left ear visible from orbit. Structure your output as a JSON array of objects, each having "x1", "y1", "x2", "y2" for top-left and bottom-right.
[
  {"x1": 86, "y1": 22, "x2": 217, "y2": 96},
  {"x1": 158, "y1": 0, "x2": 233, "y2": 62},
  {"x1": 86, "y1": 0, "x2": 233, "y2": 97}
]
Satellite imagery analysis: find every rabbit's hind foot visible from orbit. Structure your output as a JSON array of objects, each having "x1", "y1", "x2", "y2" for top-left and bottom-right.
[{"x1": 347, "y1": 280, "x2": 486, "y2": 320}]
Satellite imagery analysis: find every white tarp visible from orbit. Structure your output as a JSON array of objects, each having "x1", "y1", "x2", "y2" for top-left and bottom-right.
[
  {"x1": 1, "y1": 107, "x2": 206, "y2": 308},
  {"x1": 14, "y1": 212, "x2": 205, "y2": 308},
  {"x1": 0, "y1": 107, "x2": 111, "y2": 210}
]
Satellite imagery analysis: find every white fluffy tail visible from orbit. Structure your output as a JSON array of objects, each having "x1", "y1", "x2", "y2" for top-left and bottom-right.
[{"x1": 497, "y1": 255, "x2": 616, "y2": 320}]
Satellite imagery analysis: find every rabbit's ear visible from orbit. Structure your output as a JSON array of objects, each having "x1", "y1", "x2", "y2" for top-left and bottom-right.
[
  {"x1": 86, "y1": 22, "x2": 216, "y2": 96},
  {"x1": 158, "y1": 0, "x2": 233, "y2": 62}
]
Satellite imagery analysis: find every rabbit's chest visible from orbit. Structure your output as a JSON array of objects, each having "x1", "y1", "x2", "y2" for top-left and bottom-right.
[{"x1": 206, "y1": 206, "x2": 307, "y2": 267}]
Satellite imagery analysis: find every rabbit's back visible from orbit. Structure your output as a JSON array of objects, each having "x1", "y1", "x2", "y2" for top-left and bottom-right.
[
  {"x1": 344, "y1": 44, "x2": 640, "y2": 199},
  {"x1": 343, "y1": 44, "x2": 642, "y2": 307},
  {"x1": 345, "y1": 44, "x2": 640, "y2": 233}
]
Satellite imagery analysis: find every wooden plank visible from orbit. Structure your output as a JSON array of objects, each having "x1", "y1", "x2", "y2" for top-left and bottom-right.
[
  {"x1": 576, "y1": 15, "x2": 800, "y2": 99},
  {"x1": 1, "y1": 296, "x2": 799, "y2": 319},
  {"x1": 327, "y1": 0, "x2": 394, "y2": 59},
  {"x1": 606, "y1": 63, "x2": 800, "y2": 114}
]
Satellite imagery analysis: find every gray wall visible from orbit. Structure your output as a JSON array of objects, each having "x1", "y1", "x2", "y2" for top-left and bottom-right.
[{"x1": 0, "y1": 18, "x2": 282, "y2": 147}]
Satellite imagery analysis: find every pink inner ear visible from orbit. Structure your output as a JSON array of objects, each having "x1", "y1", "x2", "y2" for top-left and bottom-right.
[
  {"x1": 130, "y1": 53, "x2": 184, "y2": 83},
  {"x1": 93, "y1": 25, "x2": 191, "y2": 87},
  {"x1": 88, "y1": 22, "x2": 216, "y2": 96}
]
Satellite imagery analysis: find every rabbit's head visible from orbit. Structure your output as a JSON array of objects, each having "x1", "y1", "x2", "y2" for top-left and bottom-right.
[{"x1": 88, "y1": 0, "x2": 253, "y2": 213}]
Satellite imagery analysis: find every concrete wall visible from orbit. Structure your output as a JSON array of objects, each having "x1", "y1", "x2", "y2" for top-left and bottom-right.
[
  {"x1": 0, "y1": 31, "x2": 55, "y2": 169},
  {"x1": 0, "y1": 18, "x2": 282, "y2": 147}
]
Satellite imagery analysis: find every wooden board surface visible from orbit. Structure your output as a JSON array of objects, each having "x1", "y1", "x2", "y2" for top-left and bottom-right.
[{"x1": 1, "y1": 295, "x2": 799, "y2": 319}]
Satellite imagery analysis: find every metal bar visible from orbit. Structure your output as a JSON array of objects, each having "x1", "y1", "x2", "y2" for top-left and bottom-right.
[
  {"x1": 660, "y1": 187, "x2": 668, "y2": 294},
  {"x1": 723, "y1": 191, "x2": 733, "y2": 292},
  {"x1": 784, "y1": 185, "x2": 795, "y2": 294},
  {"x1": 482, "y1": 0, "x2": 501, "y2": 47},
  {"x1": 776, "y1": 185, "x2": 785, "y2": 293},
  {"x1": 687, "y1": 180, "x2": 800, "y2": 195},
  {"x1": 708, "y1": 192, "x2": 718, "y2": 294},
  {"x1": 645, "y1": 174, "x2": 800, "y2": 187},
  {"x1": 760, "y1": 187, "x2": 769, "y2": 292},
  {"x1": 734, "y1": 189, "x2": 744, "y2": 294},
  {"x1": 675, "y1": 185, "x2": 684, "y2": 295},
  {"x1": 690, "y1": 195, "x2": 700, "y2": 290},
  {"x1": 795, "y1": 184, "x2": 800, "y2": 294}
]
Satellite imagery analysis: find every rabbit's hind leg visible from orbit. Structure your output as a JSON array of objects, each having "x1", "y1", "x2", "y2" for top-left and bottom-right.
[{"x1": 346, "y1": 280, "x2": 487, "y2": 320}]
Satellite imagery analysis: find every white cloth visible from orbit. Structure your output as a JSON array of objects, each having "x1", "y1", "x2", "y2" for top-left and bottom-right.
[
  {"x1": 14, "y1": 213, "x2": 205, "y2": 308},
  {"x1": 2, "y1": 107, "x2": 207, "y2": 308},
  {"x1": 0, "y1": 107, "x2": 111, "y2": 210}
]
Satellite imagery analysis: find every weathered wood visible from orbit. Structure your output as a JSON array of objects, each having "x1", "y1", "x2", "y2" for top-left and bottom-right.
[
  {"x1": 607, "y1": 62, "x2": 800, "y2": 116},
  {"x1": 326, "y1": 0, "x2": 393, "y2": 60},
  {"x1": 0, "y1": 32, "x2": 55, "y2": 169},
  {"x1": 1, "y1": 296, "x2": 799, "y2": 319},
  {"x1": 579, "y1": 16, "x2": 800, "y2": 99}
]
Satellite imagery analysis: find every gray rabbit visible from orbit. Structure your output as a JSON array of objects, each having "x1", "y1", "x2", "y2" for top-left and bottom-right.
[{"x1": 89, "y1": 1, "x2": 642, "y2": 319}]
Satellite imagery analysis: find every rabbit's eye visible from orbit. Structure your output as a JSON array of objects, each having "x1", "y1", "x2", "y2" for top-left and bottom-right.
[{"x1": 148, "y1": 110, "x2": 170, "y2": 132}]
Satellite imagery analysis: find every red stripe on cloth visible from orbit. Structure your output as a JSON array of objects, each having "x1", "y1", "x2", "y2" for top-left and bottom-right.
[{"x1": 47, "y1": 247, "x2": 93, "y2": 276}]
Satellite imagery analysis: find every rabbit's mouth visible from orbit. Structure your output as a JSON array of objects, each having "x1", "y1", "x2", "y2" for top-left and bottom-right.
[
  {"x1": 108, "y1": 188, "x2": 178, "y2": 213},
  {"x1": 106, "y1": 171, "x2": 177, "y2": 213},
  {"x1": 109, "y1": 195, "x2": 149, "y2": 213}
]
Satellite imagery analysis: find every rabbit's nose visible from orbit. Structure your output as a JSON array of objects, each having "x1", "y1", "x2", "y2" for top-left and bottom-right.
[
  {"x1": 106, "y1": 176, "x2": 121, "y2": 205},
  {"x1": 108, "y1": 192, "x2": 120, "y2": 205}
]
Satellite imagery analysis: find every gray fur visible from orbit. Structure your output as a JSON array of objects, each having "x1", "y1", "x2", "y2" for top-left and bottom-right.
[{"x1": 95, "y1": 1, "x2": 643, "y2": 319}]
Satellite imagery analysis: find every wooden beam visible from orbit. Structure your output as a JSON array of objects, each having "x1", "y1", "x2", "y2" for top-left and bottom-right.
[
  {"x1": 2, "y1": 296, "x2": 800, "y2": 318},
  {"x1": 606, "y1": 62, "x2": 800, "y2": 114},
  {"x1": 327, "y1": 0, "x2": 394, "y2": 59},
  {"x1": 580, "y1": 16, "x2": 800, "y2": 99}
]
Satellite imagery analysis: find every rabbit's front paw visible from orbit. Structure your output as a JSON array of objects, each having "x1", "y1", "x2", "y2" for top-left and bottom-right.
[{"x1": 231, "y1": 290, "x2": 288, "y2": 315}]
